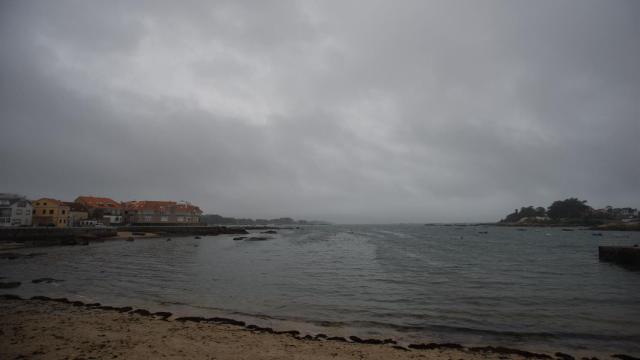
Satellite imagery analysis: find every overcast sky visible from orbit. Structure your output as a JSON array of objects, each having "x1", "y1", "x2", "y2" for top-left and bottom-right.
[{"x1": 1, "y1": 1, "x2": 638, "y2": 223}]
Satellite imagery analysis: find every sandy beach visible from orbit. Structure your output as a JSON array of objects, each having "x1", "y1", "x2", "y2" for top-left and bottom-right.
[{"x1": 0, "y1": 295, "x2": 571, "y2": 360}]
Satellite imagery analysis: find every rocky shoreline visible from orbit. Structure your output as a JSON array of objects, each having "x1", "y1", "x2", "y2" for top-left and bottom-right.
[{"x1": 1, "y1": 294, "x2": 637, "y2": 360}]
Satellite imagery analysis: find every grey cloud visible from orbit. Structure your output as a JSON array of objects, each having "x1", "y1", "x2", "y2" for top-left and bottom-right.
[{"x1": 1, "y1": 0, "x2": 638, "y2": 223}]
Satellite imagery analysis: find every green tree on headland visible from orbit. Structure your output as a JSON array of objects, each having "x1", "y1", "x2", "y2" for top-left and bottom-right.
[
  {"x1": 547, "y1": 198, "x2": 591, "y2": 221},
  {"x1": 501, "y1": 206, "x2": 547, "y2": 223}
]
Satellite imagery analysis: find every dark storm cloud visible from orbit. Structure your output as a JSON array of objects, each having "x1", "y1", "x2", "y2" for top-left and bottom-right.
[{"x1": 1, "y1": 0, "x2": 638, "y2": 223}]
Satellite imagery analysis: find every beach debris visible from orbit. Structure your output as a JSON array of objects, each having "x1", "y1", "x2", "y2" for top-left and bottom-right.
[
  {"x1": 592, "y1": 233, "x2": 603, "y2": 236},
  {"x1": 326, "y1": 336, "x2": 348, "y2": 342},
  {"x1": 409, "y1": 343, "x2": 464, "y2": 350},
  {"x1": 392, "y1": 345, "x2": 411, "y2": 351},
  {"x1": 126, "y1": 236, "x2": 135, "y2": 242},
  {"x1": 153, "y1": 311, "x2": 172, "y2": 320},
  {"x1": 478, "y1": 231, "x2": 488, "y2": 234},
  {"x1": 469, "y1": 346, "x2": 552, "y2": 359},
  {"x1": 175, "y1": 316, "x2": 208, "y2": 323},
  {"x1": 349, "y1": 336, "x2": 385, "y2": 344},
  {"x1": 132, "y1": 232, "x2": 146, "y2": 236},
  {"x1": 209, "y1": 317, "x2": 246, "y2": 326},
  {"x1": 131, "y1": 309, "x2": 151, "y2": 316},
  {"x1": 274, "y1": 329, "x2": 300, "y2": 336},
  {"x1": 166, "y1": 238, "x2": 172, "y2": 241},
  {"x1": 0, "y1": 281, "x2": 21, "y2": 289},
  {"x1": 31, "y1": 278, "x2": 64, "y2": 284}
]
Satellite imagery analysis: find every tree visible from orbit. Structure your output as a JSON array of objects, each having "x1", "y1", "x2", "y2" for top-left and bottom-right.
[{"x1": 547, "y1": 198, "x2": 591, "y2": 220}]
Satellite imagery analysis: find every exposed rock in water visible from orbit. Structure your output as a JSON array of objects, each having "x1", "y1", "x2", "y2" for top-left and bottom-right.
[
  {"x1": 246, "y1": 237, "x2": 271, "y2": 241},
  {"x1": 555, "y1": 352, "x2": 576, "y2": 360},
  {"x1": 261, "y1": 230, "x2": 278, "y2": 234},
  {"x1": 0, "y1": 294, "x2": 22, "y2": 300},
  {"x1": 0, "y1": 281, "x2": 21, "y2": 289},
  {"x1": 0, "y1": 252, "x2": 46, "y2": 260},
  {"x1": 32, "y1": 278, "x2": 64, "y2": 284},
  {"x1": 612, "y1": 355, "x2": 640, "y2": 360},
  {"x1": 233, "y1": 236, "x2": 247, "y2": 241},
  {"x1": 194, "y1": 236, "x2": 201, "y2": 239}
]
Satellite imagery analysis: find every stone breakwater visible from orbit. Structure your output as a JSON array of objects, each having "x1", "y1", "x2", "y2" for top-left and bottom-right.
[
  {"x1": 0, "y1": 227, "x2": 117, "y2": 246},
  {"x1": 1, "y1": 294, "x2": 637, "y2": 360},
  {"x1": 0, "y1": 226, "x2": 249, "y2": 247}
]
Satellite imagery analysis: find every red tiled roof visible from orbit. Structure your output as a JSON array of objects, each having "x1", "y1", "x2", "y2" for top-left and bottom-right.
[
  {"x1": 123, "y1": 201, "x2": 175, "y2": 211},
  {"x1": 123, "y1": 201, "x2": 202, "y2": 214},
  {"x1": 75, "y1": 196, "x2": 121, "y2": 209}
]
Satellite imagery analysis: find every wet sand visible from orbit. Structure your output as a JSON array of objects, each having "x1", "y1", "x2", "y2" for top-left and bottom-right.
[{"x1": 0, "y1": 296, "x2": 564, "y2": 360}]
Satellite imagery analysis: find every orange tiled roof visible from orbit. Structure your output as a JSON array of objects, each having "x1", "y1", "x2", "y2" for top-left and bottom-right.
[
  {"x1": 75, "y1": 196, "x2": 121, "y2": 209},
  {"x1": 124, "y1": 200, "x2": 202, "y2": 214},
  {"x1": 33, "y1": 198, "x2": 66, "y2": 206}
]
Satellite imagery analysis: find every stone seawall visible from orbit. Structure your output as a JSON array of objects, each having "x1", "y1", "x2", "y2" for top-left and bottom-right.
[
  {"x1": 118, "y1": 226, "x2": 248, "y2": 236},
  {"x1": 0, "y1": 228, "x2": 117, "y2": 246}
]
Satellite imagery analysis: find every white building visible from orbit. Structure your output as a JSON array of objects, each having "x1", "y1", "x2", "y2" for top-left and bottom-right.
[{"x1": 0, "y1": 194, "x2": 33, "y2": 227}]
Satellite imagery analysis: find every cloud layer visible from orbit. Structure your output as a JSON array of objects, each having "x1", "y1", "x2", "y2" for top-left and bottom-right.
[{"x1": 1, "y1": 0, "x2": 639, "y2": 223}]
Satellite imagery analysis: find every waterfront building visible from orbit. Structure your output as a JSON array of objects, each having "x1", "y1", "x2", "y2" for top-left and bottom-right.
[
  {"x1": 74, "y1": 196, "x2": 123, "y2": 225},
  {"x1": 32, "y1": 198, "x2": 71, "y2": 227},
  {"x1": 63, "y1": 202, "x2": 89, "y2": 227},
  {"x1": 123, "y1": 200, "x2": 202, "y2": 225},
  {"x1": 0, "y1": 193, "x2": 33, "y2": 227}
]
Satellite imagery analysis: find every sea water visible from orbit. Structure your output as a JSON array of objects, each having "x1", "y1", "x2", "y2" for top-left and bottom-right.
[{"x1": 1, "y1": 225, "x2": 639, "y2": 356}]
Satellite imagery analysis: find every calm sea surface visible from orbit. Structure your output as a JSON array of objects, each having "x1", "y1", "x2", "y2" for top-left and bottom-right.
[{"x1": 1, "y1": 225, "x2": 639, "y2": 355}]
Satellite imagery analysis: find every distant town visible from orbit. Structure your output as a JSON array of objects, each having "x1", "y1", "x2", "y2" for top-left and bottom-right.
[
  {"x1": 0, "y1": 193, "x2": 327, "y2": 228},
  {"x1": 499, "y1": 197, "x2": 639, "y2": 228}
]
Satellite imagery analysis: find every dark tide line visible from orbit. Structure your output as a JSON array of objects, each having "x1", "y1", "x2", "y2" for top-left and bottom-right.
[{"x1": 3, "y1": 294, "x2": 639, "y2": 360}]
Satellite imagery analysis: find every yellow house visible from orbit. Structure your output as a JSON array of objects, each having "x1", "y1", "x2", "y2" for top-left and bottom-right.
[{"x1": 32, "y1": 198, "x2": 71, "y2": 228}]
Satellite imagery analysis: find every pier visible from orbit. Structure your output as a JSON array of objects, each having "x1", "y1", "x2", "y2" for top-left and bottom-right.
[{"x1": 598, "y1": 246, "x2": 640, "y2": 268}]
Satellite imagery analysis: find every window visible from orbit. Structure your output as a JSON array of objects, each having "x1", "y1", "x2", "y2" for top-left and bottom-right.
[
  {"x1": 16, "y1": 209, "x2": 23, "y2": 215},
  {"x1": 42, "y1": 210, "x2": 46, "y2": 215},
  {"x1": 49, "y1": 209, "x2": 54, "y2": 215},
  {"x1": 62, "y1": 210, "x2": 66, "y2": 214}
]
